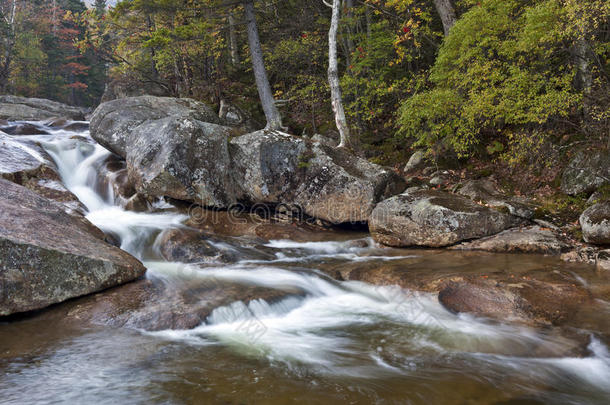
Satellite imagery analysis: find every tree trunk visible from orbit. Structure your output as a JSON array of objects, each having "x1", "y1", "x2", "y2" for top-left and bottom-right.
[
  {"x1": 244, "y1": 0, "x2": 283, "y2": 130},
  {"x1": 433, "y1": 0, "x2": 456, "y2": 37},
  {"x1": 0, "y1": 0, "x2": 17, "y2": 92},
  {"x1": 328, "y1": 0, "x2": 351, "y2": 148},
  {"x1": 228, "y1": 12, "x2": 240, "y2": 66}
]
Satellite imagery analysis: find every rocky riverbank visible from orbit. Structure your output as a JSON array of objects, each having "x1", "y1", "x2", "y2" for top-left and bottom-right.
[{"x1": 0, "y1": 95, "x2": 608, "y2": 333}]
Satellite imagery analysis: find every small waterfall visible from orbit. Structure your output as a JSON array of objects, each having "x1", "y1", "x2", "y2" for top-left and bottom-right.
[{"x1": 33, "y1": 124, "x2": 187, "y2": 259}]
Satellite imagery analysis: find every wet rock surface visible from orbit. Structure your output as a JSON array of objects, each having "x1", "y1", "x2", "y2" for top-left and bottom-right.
[
  {"x1": 580, "y1": 201, "x2": 610, "y2": 245},
  {"x1": 370, "y1": 189, "x2": 521, "y2": 247},
  {"x1": 34, "y1": 277, "x2": 290, "y2": 331},
  {"x1": 450, "y1": 226, "x2": 569, "y2": 255},
  {"x1": 0, "y1": 95, "x2": 85, "y2": 121},
  {"x1": 0, "y1": 179, "x2": 146, "y2": 316},
  {"x1": 319, "y1": 250, "x2": 604, "y2": 327}
]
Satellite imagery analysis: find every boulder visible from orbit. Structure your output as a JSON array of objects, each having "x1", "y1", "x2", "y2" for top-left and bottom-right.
[
  {"x1": 561, "y1": 150, "x2": 610, "y2": 195},
  {"x1": 457, "y1": 178, "x2": 535, "y2": 220},
  {"x1": 90, "y1": 95, "x2": 222, "y2": 157},
  {"x1": 230, "y1": 131, "x2": 405, "y2": 223},
  {"x1": 370, "y1": 190, "x2": 520, "y2": 247},
  {"x1": 597, "y1": 250, "x2": 610, "y2": 271},
  {"x1": 0, "y1": 133, "x2": 86, "y2": 214},
  {"x1": 126, "y1": 116, "x2": 236, "y2": 207},
  {"x1": 403, "y1": 150, "x2": 425, "y2": 173},
  {"x1": 0, "y1": 179, "x2": 146, "y2": 316},
  {"x1": 450, "y1": 226, "x2": 569, "y2": 255},
  {"x1": 0, "y1": 95, "x2": 85, "y2": 121},
  {"x1": 580, "y1": 201, "x2": 610, "y2": 245}
]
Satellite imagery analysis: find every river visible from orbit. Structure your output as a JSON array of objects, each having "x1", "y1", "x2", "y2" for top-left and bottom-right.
[{"x1": 0, "y1": 121, "x2": 609, "y2": 404}]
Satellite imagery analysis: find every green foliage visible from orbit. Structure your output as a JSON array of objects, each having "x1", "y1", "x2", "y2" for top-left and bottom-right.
[{"x1": 396, "y1": 0, "x2": 606, "y2": 159}]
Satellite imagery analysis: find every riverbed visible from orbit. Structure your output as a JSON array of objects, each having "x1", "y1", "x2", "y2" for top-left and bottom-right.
[{"x1": 0, "y1": 122, "x2": 609, "y2": 404}]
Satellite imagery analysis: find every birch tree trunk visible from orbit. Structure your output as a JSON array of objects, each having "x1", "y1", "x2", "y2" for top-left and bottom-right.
[
  {"x1": 433, "y1": 0, "x2": 456, "y2": 37},
  {"x1": 244, "y1": 0, "x2": 283, "y2": 131},
  {"x1": 228, "y1": 12, "x2": 240, "y2": 66},
  {"x1": 0, "y1": 0, "x2": 17, "y2": 92},
  {"x1": 328, "y1": 0, "x2": 350, "y2": 148}
]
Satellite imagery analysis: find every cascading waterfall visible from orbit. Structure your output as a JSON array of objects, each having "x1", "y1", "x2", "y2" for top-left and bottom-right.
[{"x1": 3, "y1": 120, "x2": 609, "y2": 404}]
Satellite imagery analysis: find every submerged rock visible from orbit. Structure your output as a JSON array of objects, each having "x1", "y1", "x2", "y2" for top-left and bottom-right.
[
  {"x1": 438, "y1": 278, "x2": 590, "y2": 325},
  {"x1": 126, "y1": 116, "x2": 236, "y2": 207},
  {"x1": 90, "y1": 95, "x2": 222, "y2": 157},
  {"x1": 370, "y1": 190, "x2": 520, "y2": 247},
  {"x1": 156, "y1": 228, "x2": 275, "y2": 264},
  {"x1": 0, "y1": 123, "x2": 50, "y2": 135},
  {"x1": 45, "y1": 277, "x2": 291, "y2": 331},
  {"x1": 231, "y1": 131, "x2": 405, "y2": 223},
  {"x1": 561, "y1": 150, "x2": 610, "y2": 195},
  {"x1": 580, "y1": 201, "x2": 610, "y2": 245},
  {"x1": 0, "y1": 179, "x2": 146, "y2": 316},
  {"x1": 0, "y1": 95, "x2": 85, "y2": 121},
  {"x1": 450, "y1": 226, "x2": 569, "y2": 255}
]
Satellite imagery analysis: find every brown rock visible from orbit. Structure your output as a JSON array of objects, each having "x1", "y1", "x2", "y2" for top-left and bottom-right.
[{"x1": 450, "y1": 226, "x2": 569, "y2": 255}]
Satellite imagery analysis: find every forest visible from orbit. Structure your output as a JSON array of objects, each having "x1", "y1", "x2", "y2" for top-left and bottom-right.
[{"x1": 1, "y1": 0, "x2": 609, "y2": 176}]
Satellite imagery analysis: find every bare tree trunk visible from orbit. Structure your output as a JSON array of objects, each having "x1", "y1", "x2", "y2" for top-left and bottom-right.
[
  {"x1": 574, "y1": 39, "x2": 592, "y2": 115},
  {"x1": 433, "y1": 0, "x2": 456, "y2": 36},
  {"x1": 328, "y1": 0, "x2": 350, "y2": 148},
  {"x1": 0, "y1": 0, "x2": 17, "y2": 92},
  {"x1": 228, "y1": 12, "x2": 240, "y2": 66},
  {"x1": 244, "y1": 0, "x2": 283, "y2": 130},
  {"x1": 365, "y1": 3, "x2": 372, "y2": 48}
]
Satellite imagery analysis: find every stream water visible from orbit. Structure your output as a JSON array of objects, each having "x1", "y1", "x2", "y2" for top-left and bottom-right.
[{"x1": 1, "y1": 122, "x2": 609, "y2": 404}]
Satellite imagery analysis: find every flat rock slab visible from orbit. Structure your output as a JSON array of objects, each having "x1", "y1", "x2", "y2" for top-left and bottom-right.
[
  {"x1": 0, "y1": 179, "x2": 146, "y2": 316},
  {"x1": 450, "y1": 226, "x2": 569, "y2": 255},
  {"x1": 38, "y1": 277, "x2": 291, "y2": 331},
  {"x1": 0, "y1": 95, "x2": 85, "y2": 121},
  {"x1": 370, "y1": 190, "x2": 520, "y2": 247}
]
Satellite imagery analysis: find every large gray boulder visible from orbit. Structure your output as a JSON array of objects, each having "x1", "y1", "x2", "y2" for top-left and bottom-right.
[
  {"x1": 580, "y1": 201, "x2": 610, "y2": 245},
  {"x1": 370, "y1": 190, "x2": 520, "y2": 247},
  {"x1": 90, "y1": 96, "x2": 222, "y2": 157},
  {"x1": 0, "y1": 95, "x2": 85, "y2": 121},
  {"x1": 561, "y1": 150, "x2": 610, "y2": 195},
  {"x1": 230, "y1": 131, "x2": 406, "y2": 223},
  {"x1": 0, "y1": 179, "x2": 146, "y2": 316},
  {"x1": 126, "y1": 116, "x2": 236, "y2": 207}
]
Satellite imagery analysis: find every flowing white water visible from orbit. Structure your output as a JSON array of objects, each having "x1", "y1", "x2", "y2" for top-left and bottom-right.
[{"x1": 11, "y1": 120, "x2": 609, "y2": 402}]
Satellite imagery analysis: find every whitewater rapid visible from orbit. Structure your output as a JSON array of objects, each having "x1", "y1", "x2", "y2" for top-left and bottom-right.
[{"x1": 9, "y1": 120, "x2": 609, "y2": 402}]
